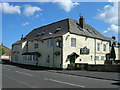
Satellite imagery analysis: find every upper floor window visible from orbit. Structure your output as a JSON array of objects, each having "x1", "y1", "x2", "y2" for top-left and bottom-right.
[
  {"x1": 71, "y1": 38, "x2": 76, "y2": 47},
  {"x1": 103, "y1": 44, "x2": 106, "y2": 51},
  {"x1": 34, "y1": 43, "x2": 39, "y2": 49},
  {"x1": 14, "y1": 45, "x2": 18, "y2": 49},
  {"x1": 47, "y1": 39, "x2": 53, "y2": 46},
  {"x1": 97, "y1": 43, "x2": 100, "y2": 51}
]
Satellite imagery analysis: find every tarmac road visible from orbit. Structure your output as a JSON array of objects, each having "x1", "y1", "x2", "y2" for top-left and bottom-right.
[{"x1": 2, "y1": 64, "x2": 120, "y2": 88}]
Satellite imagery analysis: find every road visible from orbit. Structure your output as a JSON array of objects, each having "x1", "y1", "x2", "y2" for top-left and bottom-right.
[{"x1": 2, "y1": 64, "x2": 119, "y2": 88}]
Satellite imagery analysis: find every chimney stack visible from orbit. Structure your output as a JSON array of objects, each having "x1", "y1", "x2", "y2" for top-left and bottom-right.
[{"x1": 79, "y1": 16, "x2": 85, "y2": 29}]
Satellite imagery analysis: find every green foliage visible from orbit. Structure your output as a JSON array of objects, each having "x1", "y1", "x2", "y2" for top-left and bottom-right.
[
  {"x1": 110, "y1": 44, "x2": 116, "y2": 62},
  {"x1": 0, "y1": 47, "x2": 5, "y2": 55}
]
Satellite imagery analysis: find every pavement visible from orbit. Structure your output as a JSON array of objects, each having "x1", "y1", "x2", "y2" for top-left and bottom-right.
[{"x1": 48, "y1": 70, "x2": 120, "y2": 81}]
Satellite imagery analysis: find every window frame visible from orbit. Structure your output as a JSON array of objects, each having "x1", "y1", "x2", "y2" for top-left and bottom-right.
[
  {"x1": 95, "y1": 56, "x2": 99, "y2": 60},
  {"x1": 103, "y1": 44, "x2": 106, "y2": 51},
  {"x1": 101, "y1": 56, "x2": 104, "y2": 60},
  {"x1": 97, "y1": 43, "x2": 100, "y2": 51},
  {"x1": 71, "y1": 38, "x2": 76, "y2": 47},
  {"x1": 47, "y1": 39, "x2": 54, "y2": 46},
  {"x1": 34, "y1": 43, "x2": 39, "y2": 49}
]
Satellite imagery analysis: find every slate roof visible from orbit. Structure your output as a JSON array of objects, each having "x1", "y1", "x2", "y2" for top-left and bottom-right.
[
  {"x1": 69, "y1": 19, "x2": 112, "y2": 41},
  {"x1": 13, "y1": 18, "x2": 114, "y2": 45}
]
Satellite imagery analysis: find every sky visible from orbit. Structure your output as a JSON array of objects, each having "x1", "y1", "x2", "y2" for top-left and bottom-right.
[{"x1": 0, "y1": 0, "x2": 119, "y2": 49}]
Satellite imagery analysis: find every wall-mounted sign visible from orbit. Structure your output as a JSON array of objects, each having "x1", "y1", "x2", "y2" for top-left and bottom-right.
[{"x1": 80, "y1": 46, "x2": 90, "y2": 54}]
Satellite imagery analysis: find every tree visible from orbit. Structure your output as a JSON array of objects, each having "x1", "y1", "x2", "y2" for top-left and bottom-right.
[
  {"x1": 0, "y1": 47, "x2": 5, "y2": 56},
  {"x1": 110, "y1": 44, "x2": 116, "y2": 63}
]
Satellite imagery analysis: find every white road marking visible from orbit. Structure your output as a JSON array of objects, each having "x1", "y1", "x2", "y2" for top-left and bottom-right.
[
  {"x1": 15, "y1": 71, "x2": 33, "y2": 77},
  {"x1": 6, "y1": 76, "x2": 38, "y2": 88},
  {"x1": 44, "y1": 78, "x2": 85, "y2": 88},
  {"x1": 2, "y1": 67, "x2": 10, "y2": 70}
]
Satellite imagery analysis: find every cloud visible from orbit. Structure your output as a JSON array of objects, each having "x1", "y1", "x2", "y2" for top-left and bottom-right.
[
  {"x1": 96, "y1": 2, "x2": 120, "y2": 35},
  {"x1": 96, "y1": 3, "x2": 118, "y2": 25},
  {"x1": 22, "y1": 22, "x2": 29, "y2": 26},
  {"x1": 52, "y1": 0, "x2": 80, "y2": 12},
  {"x1": 0, "y1": 2, "x2": 21, "y2": 14},
  {"x1": 23, "y1": 5, "x2": 42, "y2": 17},
  {"x1": 103, "y1": 24, "x2": 119, "y2": 34}
]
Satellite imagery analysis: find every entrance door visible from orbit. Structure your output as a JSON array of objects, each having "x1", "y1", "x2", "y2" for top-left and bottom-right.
[{"x1": 70, "y1": 56, "x2": 76, "y2": 64}]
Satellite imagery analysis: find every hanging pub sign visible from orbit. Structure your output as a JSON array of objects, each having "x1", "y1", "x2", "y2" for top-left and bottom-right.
[{"x1": 80, "y1": 46, "x2": 90, "y2": 54}]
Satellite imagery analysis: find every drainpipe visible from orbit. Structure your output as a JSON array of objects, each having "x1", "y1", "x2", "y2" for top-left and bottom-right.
[
  {"x1": 53, "y1": 38, "x2": 54, "y2": 68},
  {"x1": 58, "y1": 36, "x2": 63, "y2": 69},
  {"x1": 60, "y1": 36, "x2": 63, "y2": 69},
  {"x1": 36, "y1": 55, "x2": 38, "y2": 66},
  {"x1": 94, "y1": 39, "x2": 96, "y2": 64}
]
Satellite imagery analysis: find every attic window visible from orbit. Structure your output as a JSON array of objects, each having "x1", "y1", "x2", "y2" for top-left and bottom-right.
[
  {"x1": 87, "y1": 29, "x2": 92, "y2": 33},
  {"x1": 76, "y1": 23, "x2": 85, "y2": 31},
  {"x1": 54, "y1": 26, "x2": 62, "y2": 33},
  {"x1": 77, "y1": 25, "x2": 84, "y2": 31},
  {"x1": 56, "y1": 26, "x2": 62, "y2": 30},
  {"x1": 36, "y1": 35, "x2": 39, "y2": 37},
  {"x1": 93, "y1": 31, "x2": 97, "y2": 35},
  {"x1": 41, "y1": 32, "x2": 45, "y2": 35},
  {"x1": 87, "y1": 29, "x2": 98, "y2": 35},
  {"x1": 49, "y1": 32, "x2": 52, "y2": 35},
  {"x1": 37, "y1": 32, "x2": 45, "y2": 36}
]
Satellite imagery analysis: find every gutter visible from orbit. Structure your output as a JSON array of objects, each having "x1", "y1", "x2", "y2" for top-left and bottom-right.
[
  {"x1": 53, "y1": 37, "x2": 55, "y2": 68},
  {"x1": 60, "y1": 36, "x2": 63, "y2": 69}
]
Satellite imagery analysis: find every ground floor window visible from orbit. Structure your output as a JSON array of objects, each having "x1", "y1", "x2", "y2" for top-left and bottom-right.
[
  {"x1": 14, "y1": 55, "x2": 18, "y2": 61},
  {"x1": 101, "y1": 56, "x2": 104, "y2": 60},
  {"x1": 23, "y1": 55, "x2": 37, "y2": 61},
  {"x1": 95, "y1": 56, "x2": 99, "y2": 60}
]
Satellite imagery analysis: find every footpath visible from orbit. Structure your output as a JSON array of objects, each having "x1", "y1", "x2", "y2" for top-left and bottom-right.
[{"x1": 49, "y1": 70, "x2": 120, "y2": 81}]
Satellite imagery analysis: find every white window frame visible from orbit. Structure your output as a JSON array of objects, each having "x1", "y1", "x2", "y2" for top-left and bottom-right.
[
  {"x1": 95, "y1": 56, "x2": 99, "y2": 60},
  {"x1": 71, "y1": 38, "x2": 76, "y2": 47},
  {"x1": 103, "y1": 44, "x2": 106, "y2": 51},
  {"x1": 101, "y1": 56, "x2": 104, "y2": 60},
  {"x1": 97, "y1": 43, "x2": 100, "y2": 51}
]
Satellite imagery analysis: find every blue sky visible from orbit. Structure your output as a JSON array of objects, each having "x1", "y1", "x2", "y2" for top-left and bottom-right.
[{"x1": 1, "y1": 1, "x2": 119, "y2": 48}]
